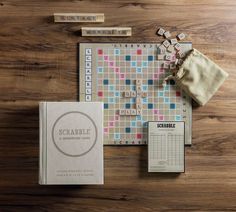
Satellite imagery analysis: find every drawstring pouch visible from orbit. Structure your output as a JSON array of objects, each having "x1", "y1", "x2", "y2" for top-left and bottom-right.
[{"x1": 163, "y1": 48, "x2": 228, "y2": 106}]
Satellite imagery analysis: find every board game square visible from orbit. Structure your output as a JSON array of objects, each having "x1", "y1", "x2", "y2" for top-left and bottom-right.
[
  {"x1": 136, "y1": 67, "x2": 142, "y2": 73},
  {"x1": 98, "y1": 91, "x2": 103, "y2": 97},
  {"x1": 114, "y1": 49, "x2": 120, "y2": 55},
  {"x1": 125, "y1": 79, "x2": 131, "y2": 85},
  {"x1": 148, "y1": 79, "x2": 153, "y2": 85},
  {"x1": 103, "y1": 79, "x2": 109, "y2": 85},
  {"x1": 125, "y1": 127, "x2": 131, "y2": 133},
  {"x1": 142, "y1": 61, "x2": 147, "y2": 67},
  {"x1": 176, "y1": 91, "x2": 181, "y2": 97},
  {"x1": 114, "y1": 133, "x2": 120, "y2": 140},
  {"x1": 98, "y1": 49, "x2": 103, "y2": 55},
  {"x1": 137, "y1": 133, "x2": 142, "y2": 139},
  {"x1": 148, "y1": 103, "x2": 153, "y2": 109},
  {"x1": 125, "y1": 55, "x2": 131, "y2": 61},
  {"x1": 137, "y1": 49, "x2": 142, "y2": 55},
  {"x1": 170, "y1": 103, "x2": 176, "y2": 109},
  {"x1": 175, "y1": 115, "x2": 181, "y2": 121},
  {"x1": 148, "y1": 55, "x2": 154, "y2": 61},
  {"x1": 125, "y1": 103, "x2": 131, "y2": 109},
  {"x1": 104, "y1": 103, "x2": 109, "y2": 109},
  {"x1": 131, "y1": 61, "x2": 136, "y2": 67}
]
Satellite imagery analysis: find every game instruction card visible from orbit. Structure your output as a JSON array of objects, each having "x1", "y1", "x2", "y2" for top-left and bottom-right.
[{"x1": 148, "y1": 121, "x2": 185, "y2": 172}]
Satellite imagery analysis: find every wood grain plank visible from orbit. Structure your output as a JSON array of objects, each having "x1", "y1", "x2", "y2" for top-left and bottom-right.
[{"x1": 0, "y1": 0, "x2": 236, "y2": 211}]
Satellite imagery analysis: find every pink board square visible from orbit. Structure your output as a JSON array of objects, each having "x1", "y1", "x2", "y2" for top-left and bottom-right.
[
  {"x1": 120, "y1": 73, "x2": 125, "y2": 79},
  {"x1": 104, "y1": 128, "x2": 108, "y2": 134},
  {"x1": 159, "y1": 68, "x2": 164, "y2": 74},
  {"x1": 153, "y1": 73, "x2": 159, "y2": 79},
  {"x1": 159, "y1": 115, "x2": 164, "y2": 121},
  {"x1": 109, "y1": 122, "x2": 114, "y2": 127},
  {"x1": 154, "y1": 109, "x2": 159, "y2": 114},
  {"x1": 104, "y1": 55, "x2": 108, "y2": 61},
  {"x1": 109, "y1": 61, "x2": 114, "y2": 67},
  {"x1": 115, "y1": 67, "x2": 120, "y2": 73}
]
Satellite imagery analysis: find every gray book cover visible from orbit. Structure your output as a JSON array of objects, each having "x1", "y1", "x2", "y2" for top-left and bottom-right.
[{"x1": 39, "y1": 102, "x2": 104, "y2": 185}]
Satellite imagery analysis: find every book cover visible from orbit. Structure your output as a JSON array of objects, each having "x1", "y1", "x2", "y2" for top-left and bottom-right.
[{"x1": 39, "y1": 102, "x2": 104, "y2": 185}]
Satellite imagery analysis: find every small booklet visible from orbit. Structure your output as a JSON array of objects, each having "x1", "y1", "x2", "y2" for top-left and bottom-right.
[
  {"x1": 39, "y1": 102, "x2": 104, "y2": 185},
  {"x1": 148, "y1": 121, "x2": 185, "y2": 173}
]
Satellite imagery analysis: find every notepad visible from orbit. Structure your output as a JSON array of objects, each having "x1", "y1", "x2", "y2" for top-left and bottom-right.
[{"x1": 148, "y1": 121, "x2": 185, "y2": 172}]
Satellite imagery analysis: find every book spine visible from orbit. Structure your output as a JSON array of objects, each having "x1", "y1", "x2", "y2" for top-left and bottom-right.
[{"x1": 39, "y1": 102, "x2": 47, "y2": 184}]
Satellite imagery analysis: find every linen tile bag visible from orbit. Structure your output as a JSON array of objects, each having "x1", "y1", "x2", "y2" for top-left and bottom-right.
[{"x1": 165, "y1": 48, "x2": 228, "y2": 106}]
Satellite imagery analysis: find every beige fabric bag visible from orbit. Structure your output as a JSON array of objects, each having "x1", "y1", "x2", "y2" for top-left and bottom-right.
[{"x1": 168, "y1": 48, "x2": 228, "y2": 106}]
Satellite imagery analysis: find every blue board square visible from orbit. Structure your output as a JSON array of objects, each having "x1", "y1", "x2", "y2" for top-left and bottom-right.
[
  {"x1": 148, "y1": 79, "x2": 153, "y2": 85},
  {"x1": 148, "y1": 55, "x2": 154, "y2": 61},
  {"x1": 148, "y1": 103, "x2": 153, "y2": 109},
  {"x1": 175, "y1": 115, "x2": 181, "y2": 121},
  {"x1": 97, "y1": 67, "x2": 103, "y2": 73},
  {"x1": 125, "y1": 55, "x2": 131, "y2": 61},
  {"x1": 115, "y1": 91, "x2": 120, "y2": 97},
  {"x1": 104, "y1": 103, "x2": 109, "y2": 109},
  {"x1": 142, "y1": 61, "x2": 147, "y2": 67},
  {"x1": 109, "y1": 85, "x2": 114, "y2": 91},
  {"x1": 143, "y1": 122, "x2": 148, "y2": 128},
  {"x1": 103, "y1": 79, "x2": 109, "y2": 85},
  {"x1": 159, "y1": 91, "x2": 164, "y2": 97},
  {"x1": 114, "y1": 133, "x2": 120, "y2": 139},
  {"x1": 130, "y1": 98, "x2": 136, "y2": 103},
  {"x1": 131, "y1": 85, "x2": 136, "y2": 91},
  {"x1": 164, "y1": 98, "x2": 169, "y2": 103},
  {"x1": 115, "y1": 49, "x2": 120, "y2": 55},
  {"x1": 126, "y1": 79, "x2": 131, "y2": 85},
  {"x1": 126, "y1": 127, "x2": 131, "y2": 133},
  {"x1": 109, "y1": 98, "x2": 115, "y2": 103},
  {"x1": 125, "y1": 103, "x2": 131, "y2": 109},
  {"x1": 131, "y1": 121, "x2": 136, "y2": 127},
  {"x1": 142, "y1": 98, "x2": 148, "y2": 104},
  {"x1": 136, "y1": 67, "x2": 142, "y2": 73},
  {"x1": 170, "y1": 103, "x2": 176, "y2": 109},
  {"x1": 131, "y1": 61, "x2": 136, "y2": 67},
  {"x1": 142, "y1": 85, "x2": 148, "y2": 91},
  {"x1": 136, "y1": 116, "x2": 142, "y2": 121}
]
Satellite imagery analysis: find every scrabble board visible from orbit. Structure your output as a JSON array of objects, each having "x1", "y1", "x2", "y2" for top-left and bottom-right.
[{"x1": 79, "y1": 43, "x2": 192, "y2": 145}]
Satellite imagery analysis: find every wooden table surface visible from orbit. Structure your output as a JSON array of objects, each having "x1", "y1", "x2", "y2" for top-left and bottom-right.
[{"x1": 0, "y1": 0, "x2": 235, "y2": 211}]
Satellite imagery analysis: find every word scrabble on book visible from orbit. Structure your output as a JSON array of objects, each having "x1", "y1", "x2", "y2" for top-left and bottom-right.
[
  {"x1": 79, "y1": 43, "x2": 192, "y2": 145},
  {"x1": 39, "y1": 102, "x2": 104, "y2": 185}
]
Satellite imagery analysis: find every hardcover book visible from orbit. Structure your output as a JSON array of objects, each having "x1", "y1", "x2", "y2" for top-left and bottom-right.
[{"x1": 39, "y1": 102, "x2": 104, "y2": 185}]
